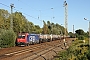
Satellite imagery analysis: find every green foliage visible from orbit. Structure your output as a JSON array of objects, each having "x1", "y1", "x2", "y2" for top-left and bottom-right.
[
  {"x1": 0, "y1": 9, "x2": 10, "y2": 30},
  {"x1": 74, "y1": 29, "x2": 88, "y2": 40},
  {"x1": 0, "y1": 9, "x2": 66, "y2": 35},
  {"x1": 0, "y1": 9, "x2": 67, "y2": 48},
  {"x1": 78, "y1": 35, "x2": 84, "y2": 40},
  {"x1": 43, "y1": 20, "x2": 49, "y2": 34},
  {"x1": 75, "y1": 29, "x2": 85, "y2": 35},
  {"x1": 55, "y1": 40, "x2": 90, "y2": 60},
  {"x1": 84, "y1": 31, "x2": 89, "y2": 38},
  {"x1": 68, "y1": 32, "x2": 75, "y2": 38},
  {"x1": 48, "y1": 25, "x2": 51, "y2": 30},
  {"x1": 0, "y1": 29, "x2": 16, "y2": 48},
  {"x1": 87, "y1": 49, "x2": 90, "y2": 59}
]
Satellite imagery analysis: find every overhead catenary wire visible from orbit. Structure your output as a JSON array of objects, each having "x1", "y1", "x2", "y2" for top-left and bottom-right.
[
  {"x1": 18, "y1": 0, "x2": 42, "y2": 20},
  {"x1": 18, "y1": 0, "x2": 53, "y2": 20},
  {"x1": 0, "y1": 2, "x2": 57, "y2": 28},
  {"x1": 0, "y1": 2, "x2": 42, "y2": 21},
  {"x1": 0, "y1": 3, "x2": 10, "y2": 8}
]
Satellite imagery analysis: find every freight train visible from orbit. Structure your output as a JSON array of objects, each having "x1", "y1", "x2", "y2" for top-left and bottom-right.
[{"x1": 16, "y1": 33, "x2": 65, "y2": 46}]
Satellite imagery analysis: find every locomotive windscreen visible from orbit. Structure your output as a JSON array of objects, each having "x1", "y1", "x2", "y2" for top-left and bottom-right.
[{"x1": 18, "y1": 35, "x2": 25, "y2": 39}]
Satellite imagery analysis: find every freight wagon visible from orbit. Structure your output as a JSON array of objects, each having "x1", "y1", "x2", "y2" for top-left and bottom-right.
[
  {"x1": 16, "y1": 33, "x2": 66, "y2": 46},
  {"x1": 39, "y1": 34, "x2": 52, "y2": 42}
]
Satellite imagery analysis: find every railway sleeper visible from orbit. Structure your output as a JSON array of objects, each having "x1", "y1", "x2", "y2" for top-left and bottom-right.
[
  {"x1": 33, "y1": 47, "x2": 60, "y2": 60},
  {"x1": 17, "y1": 43, "x2": 62, "y2": 60},
  {"x1": 24, "y1": 45, "x2": 61, "y2": 60}
]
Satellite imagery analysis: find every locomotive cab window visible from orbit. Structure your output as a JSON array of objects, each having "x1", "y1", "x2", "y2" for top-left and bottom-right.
[{"x1": 18, "y1": 35, "x2": 25, "y2": 39}]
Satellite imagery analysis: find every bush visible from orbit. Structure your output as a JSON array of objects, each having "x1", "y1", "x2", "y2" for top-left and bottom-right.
[
  {"x1": 78, "y1": 35, "x2": 84, "y2": 40},
  {"x1": 87, "y1": 47, "x2": 90, "y2": 59},
  {"x1": 55, "y1": 40, "x2": 89, "y2": 60},
  {"x1": 0, "y1": 29, "x2": 16, "y2": 48}
]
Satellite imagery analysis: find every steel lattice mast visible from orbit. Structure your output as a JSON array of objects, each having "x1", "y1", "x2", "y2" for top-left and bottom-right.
[{"x1": 64, "y1": 0, "x2": 68, "y2": 36}]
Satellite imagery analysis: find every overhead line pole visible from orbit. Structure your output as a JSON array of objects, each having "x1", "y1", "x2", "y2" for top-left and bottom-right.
[
  {"x1": 73, "y1": 25, "x2": 74, "y2": 34},
  {"x1": 84, "y1": 18, "x2": 90, "y2": 46},
  {"x1": 63, "y1": 0, "x2": 68, "y2": 36},
  {"x1": 10, "y1": 4, "x2": 14, "y2": 30},
  {"x1": 63, "y1": 0, "x2": 68, "y2": 47},
  {"x1": 73, "y1": 25, "x2": 75, "y2": 38},
  {"x1": 51, "y1": 8, "x2": 53, "y2": 34}
]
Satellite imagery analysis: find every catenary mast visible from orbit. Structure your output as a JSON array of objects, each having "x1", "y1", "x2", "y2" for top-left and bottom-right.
[{"x1": 63, "y1": 0, "x2": 68, "y2": 36}]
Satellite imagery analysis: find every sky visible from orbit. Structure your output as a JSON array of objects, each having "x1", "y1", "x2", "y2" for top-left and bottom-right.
[{"x1": 0, "y1": 0, "x2": 90, "y2": 32}]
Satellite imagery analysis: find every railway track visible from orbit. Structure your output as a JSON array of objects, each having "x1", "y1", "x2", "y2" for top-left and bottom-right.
[{"x1": 0, "y1": 38, "x2": 73, "y2": 60}]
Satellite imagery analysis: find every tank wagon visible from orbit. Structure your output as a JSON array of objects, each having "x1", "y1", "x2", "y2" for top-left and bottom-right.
[{"x1": 16, "y1": 33, "x2": 65, "y2": 46}]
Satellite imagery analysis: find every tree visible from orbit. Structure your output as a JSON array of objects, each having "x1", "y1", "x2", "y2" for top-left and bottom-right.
[
  {"x1": 75, "y1": 29, "x2": 85, "y2": 35},
  {"x1": 84, "y1": 31, "x2": 89, "y2": 37},
  {"x1": 34, "y1": 25, "x2": 42, "y2": 34},
  {"x1": 43, "y1": 20, "x2": 48, "y2": 34},
  {"x1": 68, "y1": 32, "x2": 75, "y2": 38},
  {"x1": 0, "y1": 9, "x2": 10, "y2": 29}
]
